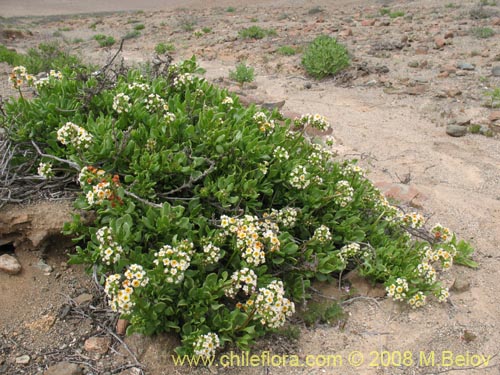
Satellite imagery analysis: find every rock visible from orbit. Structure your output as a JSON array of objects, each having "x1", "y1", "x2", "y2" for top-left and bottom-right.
[
  {"x1": 116, "y1": 319, "x2": 129, "y2": 335},
  {"x1": 456, "y1": 62, "x2": 475, "y2": 71},
  {"x1": 361, "y1": 19, "x2": 376, "y2": 26},
  {"x1": 434, "y1": 37, "x2": 446, "y2": 49},
  {"x1": 406, "y1": 85, "x2": 428, "y2": 95},
  {"x1": 122, "y1": 333, "x2": 180, "y2": 368},
  {"x1": 37, "y1": 259, "x2": 53, "y2": 273},
  {"x1": 260, "y1": 100, "x2": 286, "y2": 111},
  {"x1": 408, "y1": 61, "x2": 419, "y2": 68},
  {"x1": 446, "y1": 125, "x2": 467, "y2": 137},
  {"x1": 492, "y1": 17, "x2": 500, "y2": 26},
  {"x1": 0, "y1": 254, "x2": 22, "y2": 275},
  {"x1": 339, "y1": 28, "x2": 353, "y2": 37},
  {"x1": 374, "y1": 181, "x2": 426, "y2": 206},
  {"x1": 15, "y1": 355, "x2": 30, "y2": 365},
  {"x1": 25, "y1": 314, "x2": 56, "y2": 332},
  {"x1": 44, "y1": 362, "x2": 82, "y2": 375},
  {"x1": 84, "y1": 337, "x2": 111, "y2": 354},
  {"x1": 73, "y1": 293, "x2": 93, "y2": 306},
  {"x1": 415, "y1": 46, "x2": 428, "y2": 55},
  {"x1": 446, "y1": 88, "x2": 462, "y2": 97},
  {"x1": 492, "y1": 66, "x2": 500, "y2": 77},
  {"x1": 451, "y1": 278, "x2": 470, "y2": 293},
  {"x1": 489, "y1": 111, "x2": 500, "y2": 122},
  {"x1": 444, "y1": 31, "x2": 454, "y2": 39}
]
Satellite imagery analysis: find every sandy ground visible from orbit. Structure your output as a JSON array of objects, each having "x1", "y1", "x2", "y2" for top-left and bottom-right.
[{"x1": 1, "y1": 0, "x2": 500, "y2": 374}]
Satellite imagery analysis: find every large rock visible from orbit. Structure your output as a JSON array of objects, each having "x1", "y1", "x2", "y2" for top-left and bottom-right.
[
  {"x1": 122, "y1": 333, "x2": 180, "y2": 371},
  {"x1": 446, "y1": 125, "x2": 467, "y2": 137},
  {"x1": 44, "y1": 362, "x2": 82, "y2": 375},
  {"x1": 84, "y1": 336, "x2": 111, "y2": 354},
  {"x1": 0, "y1": 254, "x2": 22, "y2": 275}
]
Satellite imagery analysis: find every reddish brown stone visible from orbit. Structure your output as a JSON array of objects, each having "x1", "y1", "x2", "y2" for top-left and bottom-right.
[{"x1": 361, "y1": 19, "x2": 376, "y2": 26}]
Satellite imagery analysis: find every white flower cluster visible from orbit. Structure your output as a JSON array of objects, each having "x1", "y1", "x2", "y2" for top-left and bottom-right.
[
  {"x1": 401, "y1": 212, "x2": 425, "y2": 229},
  {"x1": 57, "y1": 122, "x2": 93, "y2": 150},
  {"x1": 146, "y1": 138, "x2": 157, "y2": 152},
  {"x1": 153, "y1": 242, "x2": 193, "y2": 284},
  {"x1": 289, "y1": 165, "x2": 310, "y2": 189},
  {"x1": 104, "y1": 264, "x2": 149, "y2": 314},
  {"x1": 334, "y1": 180, "x2": 354, "y2": 207},
  {"x1": 33, "y1": 70, "x2": 63, "y2": 89},
  {"x1": 416, "y1": 261, "x2": 437, "y2": 283},
  {"x1": 128, "y1": 82, "x2": 151, "y2": 91},
  {"x1": 202, "y1": 243, "x2": 222, "y2": 264},
  {"x1": 173, "y1": 73, "x2": 194, "y2": 87},
  {"x1": 225, "y1": 268, "x2": 258, "y2": 298},
  {"x1": 338, "y1": 242, "x2": 361, "y2": 263},
  {"x1": 342, "y1": 163, "x2": 365, "y2": 178},
  {"x1": 296, "y1": 113, "x2": 330, "y2": 131},
  {"x1": 422, "y1": 246, "x2": 456, "y2": 270},
  {"x1": 325, "y1": 136, "x2": 336, "y2": 147},
  {"x1": 273, "y1": 146, "x2": 289, "y2": 161},
  {"x1": 386, "y1": 277, "x2": 409, "y2": 302},
  {"x1": 254, "y1": 280, "x2": 295, "y2": 329},
  {"x1": 86, "y1": 181, "x2": 113, "y2": 206},
  {"x1": 222, "y1": 96, "x2": 234, "y2": 106},
  {"x1": 220, "y1": 214, "x2": 280, "y2": 266},
  {"x1": 8, "y1": 66, "x2": 33, "y2": 89},
  {"x1": 312, "y1": 225, "x2": 332, "y2": 244},
  {"x1": 253, "y1": 111, "x2": 275, "y2": 134},
  {"x1": 430, "y1": 224, "x2": 452, "y2": 243},
  {"x1": 408, "y1": 291, "x2": 426, "y2": 309},
  {"x1": 258, "y1": 161, "x2": 269, "y2": 175},
  {"x1": 37, "y1": 162, "x2": 53, "y2": 179},
  {"x1": 113, "y1": 93, "x2": 132, "y2": 114},
  {"x1": 436, "y1": 287, "x2": 449, "y2": 303},
  {"x1": 144, "y1": 93, "x2": 168, "y2": 112},
  {"x1": 96, "y1": 226, "x2": 124, "y2": 265},
  {"x1": 193, "y1": 332, "x2": 221, "y2": 358},
  {"x1": 263, "y1": 207, "x2": 299, "y2": 228},
  {"x1": 78, "y1": 166, "x2": 104, "y2": 186},
  {"x1": 164, "y1": 111, "x2": 176, "y2": 123},
  {"x1": 307, "y1": 151, "x2": 324, "y2": 168}
]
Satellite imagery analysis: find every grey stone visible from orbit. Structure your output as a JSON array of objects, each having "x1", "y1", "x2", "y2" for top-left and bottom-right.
[
  {"x1": 492, "y1": 66, "x2": 500, "y2": 77},
  {"x1": 451, "y1": 278, "x2": 470, "y2": 293},
  {"x1": 15, "y1": 355, "x2": 30, "y2": 365},
  {"x1": 0, "y1": 254, "x2": 22, "y2": 275},
  {"x1": 456, "y1": 62, "x2": 475, "y2": 71},
  {"x1": 446, "y1": 125, "x2": 467, "y2": 137},
  {"x1": 73, "y1": 293, "x2": 93, "y2": 306},
  {"x1": 36, "y1": 259, "x2": 53, "y2": 273},
  {"x1": 44, "y1": 362, "x2": 82, "y2": 375}
]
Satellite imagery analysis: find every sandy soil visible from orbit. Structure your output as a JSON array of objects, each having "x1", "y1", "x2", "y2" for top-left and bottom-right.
[{"x1": 1, "y1": 0, "x2": 500, "y2": 374}]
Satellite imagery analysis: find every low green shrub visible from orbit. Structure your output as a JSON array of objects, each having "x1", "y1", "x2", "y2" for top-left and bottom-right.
[
  {"x1": 229, "y1": 62, "x2": 255, "y2": 84},
  {"x1": 471, "y1": 27, "x2": 495, "y2": 38},
  {"x1": 239, "y1": 26, "x2": 276, "y2": 39},
  {"x1": 301, "y1": 35, "x2": 350, "y2": 79},
  {"x1": 276, "y1": 45, "x2": 296, "y2": 56},
  {"x1": 2, "y1": 55, "x2": 476, "y2": 359},
  {"x1": 155, "y1": 42, "x2": 175, "y2": 54},
  {"x1": 94, "y1": 34, "x2": 116, "y2": 47}
]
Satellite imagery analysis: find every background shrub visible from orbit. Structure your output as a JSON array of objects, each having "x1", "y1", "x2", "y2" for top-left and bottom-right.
[{"x1": 301, "y1": 35, "x2": 350, "y2": 79}]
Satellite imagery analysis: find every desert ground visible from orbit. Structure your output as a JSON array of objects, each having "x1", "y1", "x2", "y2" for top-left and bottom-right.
[{"x1": 1, "y1": 0, "x2": 500, "y2": 374}]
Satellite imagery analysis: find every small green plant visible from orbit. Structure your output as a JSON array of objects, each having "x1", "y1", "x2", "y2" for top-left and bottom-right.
[
  {"x1": 52, "y1": 31, "x2": 63, "y2": 38},
  {"x1": 134, "y1": 24, "x2": 145, "y2": 31},
  {"x1": 89, "y1": 20, "x2": 103, "y2": 30},
  {"x1": 123, "y1": 30, "x2": 141, "y2": 40},
  {"x1": 469, "y1": 124, "x2": 481, "y2": 134},
  {"x1": 72, "y1": 38, "x2": 84, "y2": 44},
  {"x1": 226, "y1": 6, "x2": 236, "y2": 12},
  {"x1": 485, "y1": 87, "x2": 500, "y2": 108},
  {"x1": 229, "y1": 62, "x2": 255, "y2": 85},
  {"x1": 480, "y1": 0, "x2": 497, "y2": 5},
  {"x1": 193, "y1": 30, "x2": 203, "y2": 38},
  {"x1": 58, "y1": 26, "x2": 73, "y2": 31},
  {"x1": 445, "y1": 2, "x2": 458, "y2": 8},
  {"x1": 155, "y1": 42, "x2": 175, "y2": 54},
  {"x1": 94, "y1": 34, "x2": 116, "y2": 47},
  {"x1": 302, "y1": 35, "x2": 350, "y2": 79},
  {"x1": 389, "y1": 10, "x2": 405, "y2": 18},
  {"x1": 277, "y1": 45, "x2": 296, "y2": 56},
  {"x1": 127, "y1": 18, "x2": 141, "y2": 24},
  {"x1": 0, "y1": 44, "x2": 23, "y2": 66},
  {"x1": 202, "y1": 27, "x2": 212, "y2": 34},
  {"x1": 471, "y1": 27, "x2": 495, "y2": 38},
  {"x1": 179, "y1": 18, "x2": 197, "y2": 32},
  {"x1": 239, "y1": 26, "x2": 276, "y2": 39},
  {"x1": 380, "y1": 7, "x2": 391, "y2": 15},
  {"x1": 250, "y1": 17, "x2": 258, "y2": 22},
  {"x1": 308, "y1": 6, "x2": 324, "y2": 15}
]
